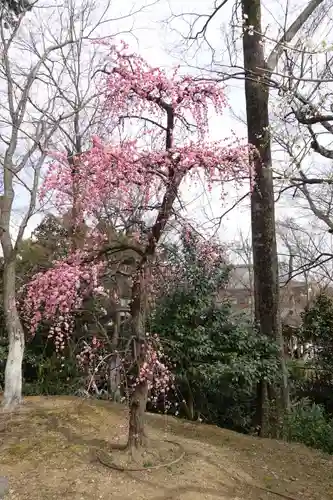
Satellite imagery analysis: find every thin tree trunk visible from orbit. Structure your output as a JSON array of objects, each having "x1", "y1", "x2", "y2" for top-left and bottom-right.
[
  {"x1": 183, "y1": 377, "x2": 195, "y2": 420},
  {"x1": 108, "y1": 311, "x2": 118, "y2": 400},
  {"x1": 185, "y1": 393, "x2": 195, "y2": 421},
  {"x1": 127, "y1": 271, "x2": 148, "y2": 450},
  {"x1": 127, "y1": 379, "x2": 149, "y2": 448},
  {"x1": 2, "y1": 258, "x2": 25, "y2": 409},
  {"x1": 241, "y1": 0, "x2": 289, "y2": 436}
]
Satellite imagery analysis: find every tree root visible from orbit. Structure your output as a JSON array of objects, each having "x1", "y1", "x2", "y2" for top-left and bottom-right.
[{"x1": 96, "y1": 439, "x2": 185, "y2": 472}]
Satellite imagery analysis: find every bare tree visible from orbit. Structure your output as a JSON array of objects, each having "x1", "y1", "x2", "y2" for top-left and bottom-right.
[
  {"x1": 0, "y1": 10, "x2": 77, "y2": 408},
  {"x1": 240, "y1": 0, "x2": 330, "y2": 436},
  {"x1": 267, "y1": 23, "x2": 333, "y2": 232},
  {"x1": 258, "y1": 32, "x2": 333, "y2": 290},
  {"x1": 277, "y1": 218, "x2": 333, "y2": 288}
]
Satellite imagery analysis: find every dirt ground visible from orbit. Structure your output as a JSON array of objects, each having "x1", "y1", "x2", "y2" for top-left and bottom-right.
[{"x1": 0, "y1": 396, "x2": 331, "y2": 500}]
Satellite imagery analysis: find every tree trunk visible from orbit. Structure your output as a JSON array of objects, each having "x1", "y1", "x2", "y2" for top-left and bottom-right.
[
  {"x1": 255, "y1": 380, "x2": 269, "y2": 436},
  {"x1": 183, "y1": 377, "x2": 195, "y2": 420},
  {"x1": 185, "y1": 393, "x2": 195, "y2": 421},
  {"x1": 127, "y1": 380, "x2": 149, "y2": 449},
  {"x1": 2, "y1": 259, "x2": 25, "y2": 409},
  {"x1": 124, "y1": 101, "x2": 178, "y2": 450},
  {"x1": 241, "y1": 0, "x2": 289, "y2": 436},
  {"x1": 109, "y1": 311, "x2": 121, "y2": 402},
  {"x1": 109, "y1": 352, "x2": 121, "y2": 402},
  {"x1": 127, "y1": 271, "x2": 148, "y2": 450}
]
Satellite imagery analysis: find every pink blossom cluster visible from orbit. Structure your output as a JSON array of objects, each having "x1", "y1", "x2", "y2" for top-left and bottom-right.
[
  {"x1": 41, "y1": 139, "x2": 250, "y2": 219},
  {"x1": 39, "y1": 40, "x2": 250, "y2": 220},
  {"x1": 187, "y1": 231, "x2": 226, "y2": 267},
  {"x1": 22, "y1": 252, "x2": 105, "y2": 346},
  {"x1": 153, "y1": 229, "x2": 226, "y2": 295},
  {"x1": 39, "y1": 152, "x2": 74, "y2": 213},
  {"x1": 135, "y1": 333, "x2": 174, "y2": 403},
  {"x1": 76, "y1": 337, "x2": 111, "y2": 396},
  {"x1": 97, "y1": 40, "x2": 227, "y2": 135},
  {"x1": 76, "y1": 336, "x2": 104, "y2": 368},
  {"x1": 75, "y1": 332, "x2": 173, "y2": 404},
  {"x1": 175, "y1": 141, "x2": 250, "y2": 184},
  {"x1": 40, "y1": 139, "x2": 154, "y2": 217},
  {"x1": 49, "y1": 315, "x2": 74, "y2": 352}
]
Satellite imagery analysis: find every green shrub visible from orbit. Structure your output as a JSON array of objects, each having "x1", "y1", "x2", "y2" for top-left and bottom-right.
[
  {"x1": 0, "y1": 343, "x2": 81, "y2": 396},
  {"x1": 149, "y1": 231, "x2": 279, "y2": 433},
  {"x1": 23, "y1": 352, "x2": 81, "y2": 396},
  {"x1": 283, "y1": 398, "x2": 333, "y2": 454}
]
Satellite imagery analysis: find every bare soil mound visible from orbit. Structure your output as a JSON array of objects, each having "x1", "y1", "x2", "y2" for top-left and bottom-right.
[{"x1": 0, "y1": 396, "x2": 331, "y2": 500}]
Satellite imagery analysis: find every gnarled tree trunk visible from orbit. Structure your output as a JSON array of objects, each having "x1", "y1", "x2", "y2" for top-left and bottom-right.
[{"x1": 2, "y1": 258, "x2": 25, "y2": 409}]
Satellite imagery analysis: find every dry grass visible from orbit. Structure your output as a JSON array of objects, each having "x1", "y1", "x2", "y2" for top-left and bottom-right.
[{"x1": 0, "y1": 396, "x2": 331, "y2": 500}]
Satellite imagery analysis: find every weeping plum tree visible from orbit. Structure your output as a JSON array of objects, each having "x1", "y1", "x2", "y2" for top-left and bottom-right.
[{"x1": 23, "y1": 40, "x2": 250, "y2": 452}]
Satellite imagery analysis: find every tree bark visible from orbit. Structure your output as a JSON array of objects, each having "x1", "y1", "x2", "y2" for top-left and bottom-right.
[
  {"x1": 127, "y1": 380, "x2": 149, "y2": 449},
  {"x1": 2, "y1": 258, "x2": 25, "y2": 409},
  {"x1": 241, "y1": 0, "x2": 289, "y2": 436},
  {"x1": 185, "y1": 393, "x2": 195, "y2": 421},
  {"x1": 183, "y1": 376, "x2": 195, "y2": 420},
  {"x1": 1, "y1": 159, "x2": 25, "y2": 410},
  {"x1": 109, "y1": 353, "x2": 121, "y2": 402},
  {"x1": 127, "y1": 270, "x2": 148, "y2": 450},
  {"x1": 240, "y1": 0, "x2": 326, "y2": 436}
]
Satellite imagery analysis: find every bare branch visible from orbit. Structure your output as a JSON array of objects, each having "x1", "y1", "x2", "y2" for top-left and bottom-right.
[{"x1": 266, "y1": 0, "x2": 325, "y2": 71}]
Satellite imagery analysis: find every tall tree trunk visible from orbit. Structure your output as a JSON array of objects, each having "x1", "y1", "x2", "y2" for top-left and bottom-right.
[
  {"x1": 241, "y1": 0, "x2": 289, "y2": 436},
  {"x1": 2, "y1": 258, "x2": 25, "y2": 409}
]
